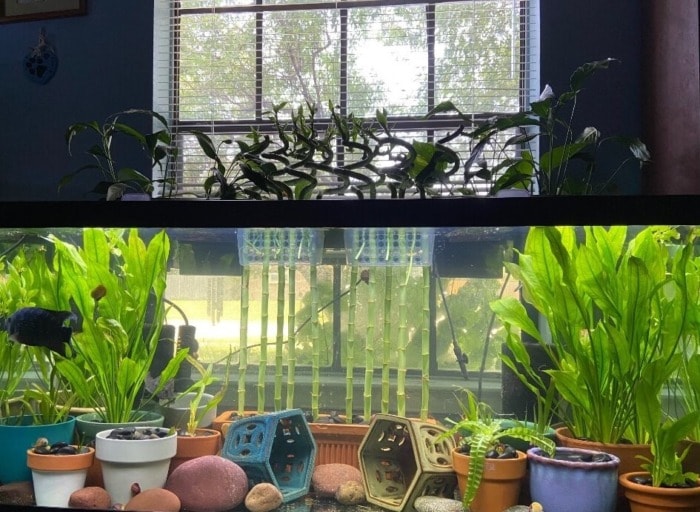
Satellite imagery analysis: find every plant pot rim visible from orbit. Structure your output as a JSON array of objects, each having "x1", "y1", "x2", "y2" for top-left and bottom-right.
[
  {"x1": 619, "y1": 472, "x2": 700, "y2": 497},
  {"x1": 555, "y1": 426, "x2": 650, "y2": 450},
  {"x1": 177, "y1": 427, "x2": 221, "y2": 438},
  {"x1": 527, "y1": 446, "x2": 620, "y2": 469},
  {"x1": 26, "y1": 446, "x2": 95, "y2": 472},
  {"x1": 0, "y1": 415, "x2": 76, "y2": 427}
]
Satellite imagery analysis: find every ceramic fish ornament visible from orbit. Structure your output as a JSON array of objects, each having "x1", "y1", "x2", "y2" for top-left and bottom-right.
[{"x1": 4, "y1": 307, "x2": 76, "y2": 356}]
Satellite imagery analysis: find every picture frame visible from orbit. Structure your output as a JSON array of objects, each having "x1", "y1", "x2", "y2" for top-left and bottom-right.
[{"x1": 0, "y1": 0, "x2": 86, "y2": 24}]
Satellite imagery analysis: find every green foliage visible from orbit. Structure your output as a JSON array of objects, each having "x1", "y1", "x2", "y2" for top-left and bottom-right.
[
  {"x1": 174, "y1": 353, "x2": 231, "y2": 436},
  {"x1": 636, "y1": 378, "x2": 700, "y2": 487},
  {"x1": 62, "y1": 109, "x2": 176, "y2": 199},
  {"x1": 440, "y1": 390, "x2": 555, "y2": 509},
  {"x1": 492, "y1": 226, "x2": 691, "y2": 444},
  {"x1": 430, "y1": 58, "x2": 650, "y2": 195},
  {"x1": 52, "y1": 228, "x2": 183, "y2": 423}
]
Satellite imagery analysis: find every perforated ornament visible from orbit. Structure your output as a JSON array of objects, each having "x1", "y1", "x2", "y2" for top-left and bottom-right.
[{"x1": 23, "y1": 30, "x2": 58, "y2": 85}]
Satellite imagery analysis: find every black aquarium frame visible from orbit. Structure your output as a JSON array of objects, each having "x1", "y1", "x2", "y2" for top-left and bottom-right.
[
  {"x1": 1, "y1": 196, "x2": 700, "y2": 512},
  {"x1": 0, "y1": 195, "x2": 699, "y2": 229}
]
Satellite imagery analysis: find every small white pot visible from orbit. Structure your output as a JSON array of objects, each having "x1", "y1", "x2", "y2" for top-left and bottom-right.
[
  {"x1": 95, "y1": 427, "x2": 177, "y2": 506},
  {"x1": 27, "y1": 447, "x2": 95, "y2": 508}
]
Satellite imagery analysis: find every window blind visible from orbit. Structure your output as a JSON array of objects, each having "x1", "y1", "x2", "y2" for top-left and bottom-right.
[{"x1": 153, "y1": 0, "x2": 539, "y2": 197}]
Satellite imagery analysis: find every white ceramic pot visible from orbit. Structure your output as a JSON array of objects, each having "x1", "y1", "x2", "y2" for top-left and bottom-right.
[
  {"x1": 95, "y1": 427, "x2": 177, "y2": 506},
  {"x1": 27, "y1": 447, "x2": 95, "y2": 508}
]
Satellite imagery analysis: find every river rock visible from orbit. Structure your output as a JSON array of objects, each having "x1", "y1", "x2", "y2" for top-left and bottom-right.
[
  {"x1": 244, "y1": 483, "x2": 283, "y2": 512},
  {"x1": 414, "y1": 496, "x2": 464, "y2": 512},
  {"x1": 311, "y1": 463, "x2": 362, "y2": 497},
  {"x1": 335, "y1": 480, "x2": 365, "y2": 505},
  {"x1": 68, "y1": 486, "x2": 111, "y2": 509},
  {"x1": 125, "y1": 488, "x2": 181, "y2": 512},
  {"x1": 0, "y1": 481, "x2": 34, "y2": 506},
  {"x1": 166, "y1": 455, "x2": 248, "y2": 512}
]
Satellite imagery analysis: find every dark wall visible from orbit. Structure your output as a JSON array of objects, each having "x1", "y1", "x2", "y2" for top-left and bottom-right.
[
  {"x1": 0, "y1": 1, "x2": 153, "y2": 201},
  {"x1": 0, "y1": 0, "x2": 643, "y2": 200}
]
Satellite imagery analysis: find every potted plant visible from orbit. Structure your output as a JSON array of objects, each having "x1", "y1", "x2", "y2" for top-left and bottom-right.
[
  {"x1": 50, "y1": 228, "x2": 186, "y2": 437},
  {"x1": 165, "y1": 354, "x2": 229, "y2": 472},
  {"x1": 428, "y1": 58, "x2": 650, "y2": 195},
  {"x1": 527, "y1": 446, "x2": 620, "y2": 512},
  {"x1": 95, "y1": 426, "x2": 178, "y2": 506},
  {"x1": 26, "y1": 440, "x2": 95, "y2": 508},
  {"x1": 62, "y1": 109, "x2": 176, "y2": 200},
  {"x1": 618, "y1": 378, "x2": 700, "y2": 511},
  {"x1": 439, "y1": 390, "x2": 555, "y2": 512},
  {"x1": 491, "y1": 225, "x2": 691, "y2": 471},
  {"x1": 0, "y1": 248, "x2": 78, "y2": 484}
]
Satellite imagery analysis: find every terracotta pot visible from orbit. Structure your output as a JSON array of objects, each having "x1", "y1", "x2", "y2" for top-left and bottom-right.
[
  {"x1": 170, "y1": 428, "x2": 222, "y2": 473},
  {"x1": 619, "y1": 472, "x2": 700, "y2": 512},
  {"x1": 309, "y1": 421, "x2": 370, "y2": 469},
  {"x1": 555, "y1": 427, "x2": 651, "y2": 476},
  {"x1": 451, "y1": 447, "x2": 527, "y2": 512},
  {"x1": 27, "y1": 446, "x2": 95, "y2": 508}
]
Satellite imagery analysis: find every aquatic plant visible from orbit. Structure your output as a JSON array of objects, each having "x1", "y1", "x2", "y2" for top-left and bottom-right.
[{"x1": 53, "y1": 228, "x2": 185, "y2": 423}]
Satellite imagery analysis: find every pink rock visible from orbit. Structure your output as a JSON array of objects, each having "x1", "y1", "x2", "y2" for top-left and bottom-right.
[
  {"x1": 68, "y1": 487, "x2": 111, "y2": 510},
  {"x1": 166, "y1": 455, "x2": 248, "y2": 512},
  {"x1": 311, "y1": 463, "x2": 363, "y2": 498}
]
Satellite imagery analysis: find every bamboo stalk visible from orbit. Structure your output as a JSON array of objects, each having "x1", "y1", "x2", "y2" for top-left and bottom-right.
[
  {"x1": 420, "y1": 265, "x2": 430, "y2": 420},
  {"x1": 238, "y1": 266, "x2": 250, "y2": 416},
  {"x1": 274, "y1": 259, "x2": 285, "y2": 411},
  {"x1": 346, "y1": 264, "x2": 359, "y2": 423},
  {"x1": 258, "y1": 230, "x2": 271, "y2": 413},
  {"x1": 397, "y1": 229, "x2": 410, "y2": 417},
  {"x1": 310, "y1": 263, "x2": 320, "y2": 419},
  {"x1": 364, "y1": 230, "x2": 377, "y2": 419},
  {"x1": 381, "y1": 265, "x2": 393, "y2": 414},
  {"x1": 286, "y1": 231, "x2": 298, "y2": 410}
]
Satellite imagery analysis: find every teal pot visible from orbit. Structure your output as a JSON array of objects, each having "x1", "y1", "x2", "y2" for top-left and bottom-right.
[
  {"x1": 75, "y1": 411, "x2": 164, "y2": 443},
  {"x1": 0, "y1": 415, "x2": 76, "y2": 484},
  {"x1": 527, "y1": 446, "x2": 620, "y2": 512},
  {"x1": 96, "y1": 426, "x2": 177, "y2": 506}
]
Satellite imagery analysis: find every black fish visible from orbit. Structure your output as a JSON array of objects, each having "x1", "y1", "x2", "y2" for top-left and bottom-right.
[{"x1": 4, "y1": 307, "x2": 76, "y2": 356}]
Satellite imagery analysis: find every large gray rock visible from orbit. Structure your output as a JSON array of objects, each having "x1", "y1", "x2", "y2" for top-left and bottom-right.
[
  {"x1": 166, "y1": 455, "x2": 248, "y2": 512},
  {"x1": 414, "y1": 496, "x2": 464, "y2": 512}
]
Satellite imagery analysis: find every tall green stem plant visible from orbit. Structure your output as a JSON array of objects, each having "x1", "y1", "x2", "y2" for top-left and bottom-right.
[
  {"x1": 274, "y1": 261, "x2": 286, "y2": 411},
  {"x1": 310, "y1": 264, "x2": 320, "y2": 419},
  {"x1": 420, "y1": 266, "x2": 430, "y2": 420},
  {"x1": 346, "y1": 265, "x2": 359, "y2": 422},
  {"x1": 238, "y1": 266, "x2": 250, "y2": 415},
  {"x1": 381, "y1": 265, "x2": 393, "y2": 413}
]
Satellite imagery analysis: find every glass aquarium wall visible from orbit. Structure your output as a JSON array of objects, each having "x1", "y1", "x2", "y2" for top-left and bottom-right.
[{"x1": 1, "y1": 197, "x2": 699, "y2": 423}]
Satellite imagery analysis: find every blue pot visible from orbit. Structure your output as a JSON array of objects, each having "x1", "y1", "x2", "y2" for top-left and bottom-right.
[
  {"x1": 0, "y1": 415, "x2": 76, "y2": 484},
  {"x1": 527, "y1": 446, "x2": 620, "y2": 512}
]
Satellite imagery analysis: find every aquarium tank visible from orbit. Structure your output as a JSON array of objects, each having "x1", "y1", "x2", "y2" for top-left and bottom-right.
[{"x1": 1, "y1": 197, "x2": 698, "y2": 425}]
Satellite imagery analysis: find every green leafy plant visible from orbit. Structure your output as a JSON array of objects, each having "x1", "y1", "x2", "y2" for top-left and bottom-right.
[
  {"x1": 62, "y1": 109, "x2": 175, "y2": 199},
  {"x1": 636, "y1": 378, "x2": 700, "y2": 487},
  {"x1": 171, "y1": 354, "x2": 230, "y2": 436},
  {"x1": 440, "y1": 389, "x2": 555, "y2": 510},
  {"x1": 430, "y1": 58, "x2": 650, "y2": 195},
  {"x1": 492, "y1": 225, "x2": 691, "y2": 444},
  {"x1": 51, "y1": 228, "x2": 185, "y2": 423}
]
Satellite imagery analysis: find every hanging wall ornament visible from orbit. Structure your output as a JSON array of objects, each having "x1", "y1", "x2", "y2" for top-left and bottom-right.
[{"x1": 23, "y1": 29, "x2": 58, "y2": 85}]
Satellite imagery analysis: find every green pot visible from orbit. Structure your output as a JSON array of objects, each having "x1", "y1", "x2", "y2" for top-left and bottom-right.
[
  {"x1": 75, "y1": 411, "x2": 164, "y2": 443},
  {"x1": 0, "y1": 415, "x2": 76, "y2": 484}
]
